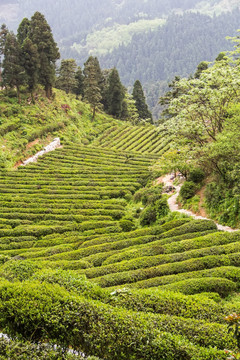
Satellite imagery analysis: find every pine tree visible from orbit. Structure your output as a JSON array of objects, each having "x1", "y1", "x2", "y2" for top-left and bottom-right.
[
  {"x1": 21, "y1": 38, "x2": 39, "y2": 103},
  {"x1": 56, "y1": 59, "x2": 77, "y2": 94},
  {"x1": 17, "y1": 18, "x2": 31, "y2": 45},
  {"x1": 74, "y1": 66, "x2": 84, "y2": 97},
  {"x1": 29, "y1": 12, "x2": 60, "y2": 98},
  {"x1": 107, "y1": 68, "x2": 125, "y2": 118},
  {"x1": 0, "y1": 24, "x2": 8, "y2": 82},
  {"x1": 132, "y1": 80, "x2": 152, "y2": 122},
  {"x1": 83, "y1": 56, "x2": 102, "y2": 120},
  {"x1": 2, "y1": 32, "x2": 25, "y2": 102}
]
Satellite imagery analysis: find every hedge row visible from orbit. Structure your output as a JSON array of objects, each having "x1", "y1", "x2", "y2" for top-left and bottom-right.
[
  {"x1": 125, "y1": 265, "x2": 240, "y2": 289},
  {"x1": 160, "y1": 277, "x2": 237, "y2": 297},
  {"x1": 0, "y1": 280, "x2": 227, "y2": 359},
  {"x1": 0, "y1": 208, "x2": 124, "y2": 219},
  {"x1": 45, "y1": 151, "x2": 153, "y2": 167},
  {"x1": 0, "y1": 220, "x2": 117, "y2": 238},
  {"x1": 1, "y1": 266, "x2": 234, "y2": 324},
  {"x1": 0, "y1": 337, "x2": 95, "y2": 360},
  {"x1": 29, "y1": 268, "x2": 225, "y2": 322},
  {"x1": 79, "y1": 219, "x2": 190, "y2": 248},
  {"x1": 80, "y1": 239, "x2": 240, "y2": 279},
  {"x1": 0, "y1": 199, "x2": 126, "y2": 208},
  {"x1": 92, "y1": 252, "x2": 240, "y2": 287},
  {"x1": 103, "y1": 230, "x2": 218, "y2": 265}
]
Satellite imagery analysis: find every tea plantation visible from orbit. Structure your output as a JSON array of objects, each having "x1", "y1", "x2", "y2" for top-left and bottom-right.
[{"x1": 0, "y1": 128, "x2": 240, "y2": 359}]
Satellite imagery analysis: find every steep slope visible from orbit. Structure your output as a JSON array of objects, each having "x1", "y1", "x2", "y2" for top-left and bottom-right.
[{"x1": 0, "y1": 141, "x2": 239, "y2": 358}]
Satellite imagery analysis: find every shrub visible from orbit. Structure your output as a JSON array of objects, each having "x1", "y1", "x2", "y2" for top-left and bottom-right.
[
  {"x1": 0, "y1": 259, "x2": 41, "y2": 281},
  {"x1": 139, "y1": 205, "x2": 157, "y2": 226},
  {"x1": 180, "y1": 181, "x2": 197, "y2": 200},
  {"x1": 155, "y1": 197, "x2": 169, "y2": 218},
  {"x1": 161, "y1": 277, "x2": 237, "y2": 297},
  {"x1": 0, "y1": 337, "x2": 89, "y2": 359},
  {"x1": 119, "y1": 219, "x2": 135, "y2": 232},
  {"x1": 188, "y1": 168, "x2": 205, "y2": 183},
  {"x1": 0, "y1": 280, "x2": 227, "y2": 359}
]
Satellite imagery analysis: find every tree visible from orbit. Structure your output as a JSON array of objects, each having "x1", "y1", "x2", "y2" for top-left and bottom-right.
[
  {"x1": 74, "y1": 66, "x2": 84, "y2": 97},
  {"x1": 107, "y1": 68, "x2": 125, "y2": 118},
  {"x1": 56, "y1": 59, "x2": 77, "y2": 94},
  {"x1": 194, "y1": 61, "x2": 208, "y2": 79},
  {"x1": 83, "y1": 56, "x2": 102, "y2": 119},
  {"x1": 132, "y1": 80, "x2": 152, "y2": 122},
  {"x1": 21, "y1": 38, "x2": 39, "y2": 103},
  {"x1": 0, "y1": 24, "x2": 8, "y2": 82},
  {"x1": 122, "y1": 93, "x2": 139, "y2": 124},
  {"x1": 17, "y1": 18, "x2": 31, "y2": 45},
  {"x1": 2, "y1": 32, "x2": 25, "y2": 102},
  {"x1": 29, "y1": 12, "x2": 60, "y2": 98}
]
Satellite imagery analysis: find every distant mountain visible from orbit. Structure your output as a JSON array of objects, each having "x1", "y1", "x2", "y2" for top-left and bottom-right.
[{"x1": 1, "y1": 0, "x2": 240, "y2": 118}]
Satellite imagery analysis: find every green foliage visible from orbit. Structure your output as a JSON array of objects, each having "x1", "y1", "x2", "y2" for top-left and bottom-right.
[
  {"x1": 188, "y1": 168, "x2": 205, "y2": 183},
  {"x1": 30, "y1": 11, "x2": 60, "y2": 98},
  {"x1": 106, "y1": 67, "x2": 125, "y2": 118},
  {"x1": 139, "y1": 205, "x2": 157, "y2": 226},
  {"x1": 0, "y1": 280, "x2": 227, "y2": 359},
  {"x1": 132, "y1": 80, "x2": 152, "y2": 122},
  {"x1": 0, "y1": 337, "x2": 90, "y2": 359},
  {"x1": 56, "y1": 59, "x2": 78, "y2": 94},
  {"x1": 180, "y1": 181, "x2": 197, "y2": 200},
  {"x1": 83, "y1": 56, "x2": 103, "y2": 119},
  {"x1": 161, "y1": 277, "x2": 237, "y2": 297}
]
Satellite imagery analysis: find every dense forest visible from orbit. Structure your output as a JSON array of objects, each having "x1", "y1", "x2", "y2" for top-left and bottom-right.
[{"x1": 99, "y1": 10, "x2": 240, "y2": 85}]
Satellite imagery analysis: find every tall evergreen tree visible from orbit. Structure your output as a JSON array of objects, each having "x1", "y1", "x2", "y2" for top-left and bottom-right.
[
  {"x1": 132, "y1": 80, "x2": 152, "y2": 122},
  {"x1": 17, "y1": 18, "x2": 31, "y2": 45},
  {"x1": 107, "y1": 68, "x2": 125, "y2": 118},
  {"x1": 56, "y1": 59, "x2": 77, "y2": 94},
  {"x1": 2, "y1": 32, "x2": 25, "y2": 102},
  {"x1": 83, "y1": 56, "x2": 102, "y2": 119},
  {"x1": 74, "y1": 66, "x2": 84, "y2": 97},
  {"x1": 21, "y1": 38, "x2": 39, "y2": 103},
  {"x1": 0, "y1": 24, "x2": 8, "y2": 82},
  {"x1": 29, "y1": 12, "x2": 60, "y2": 98}
]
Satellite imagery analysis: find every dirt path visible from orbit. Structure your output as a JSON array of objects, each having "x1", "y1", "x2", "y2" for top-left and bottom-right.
[{"x1": 160, "y1": 174, "x2": 238, "y2": 232}]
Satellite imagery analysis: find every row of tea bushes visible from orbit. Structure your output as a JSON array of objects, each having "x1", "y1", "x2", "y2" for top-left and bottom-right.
[
  {"x1": 93, "y1": 124, "x2": 173, "y2": 155},
  {"x1": 1, "y1": 264, "x2": 238, "y2": 324},
  {"x1": 92, "y1": 252, "x2": 240, "y2": 287},
  {"x1": 0, "y1": 280, "x2": 228, "y2": 359},
  {"x1": 0, "y1": 337, "x2": 97, "y2": 360}
]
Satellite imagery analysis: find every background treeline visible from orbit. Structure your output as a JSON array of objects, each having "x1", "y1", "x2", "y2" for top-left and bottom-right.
[
  {"x1": 0, "y1": 13, "x2": 152, "y2": 122},
  {"x1": 5, "y1": 0, "x2": 205, "y2": 38},
  {"x1": 2, "y1": 0, "x2": 240, "y2": 119},
  {"x1": 99, "y1": 10, "x2": 240, "y2": 85}
]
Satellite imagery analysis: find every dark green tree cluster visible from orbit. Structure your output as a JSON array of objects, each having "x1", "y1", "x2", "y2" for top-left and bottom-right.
[
  {"x1": 1, "y1": 12, "x2": 60, "y2": 102},
  {"x1": 56, "y1": 55, "x2": 152, "y2": 122},
  {"x1": 132, "y1": 80, "x2": 152, "y2": 122}
]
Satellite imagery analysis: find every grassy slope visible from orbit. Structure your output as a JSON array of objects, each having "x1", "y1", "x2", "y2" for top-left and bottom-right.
[{"x1": 0, "y1": 88, "x2": 120, "y2": 169}]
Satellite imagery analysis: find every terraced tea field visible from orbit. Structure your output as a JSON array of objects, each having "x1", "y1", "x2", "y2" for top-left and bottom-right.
[
  {"x1": 93, "y1": 124, "x2": 172, "y2": 154},
  {"x1": 0, "y1": 139, "x2": 240, "y2": 359}
]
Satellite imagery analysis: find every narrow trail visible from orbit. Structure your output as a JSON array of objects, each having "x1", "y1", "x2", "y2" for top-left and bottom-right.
[{"x1": 160, "y1": 174, "x2": 238, "y2": 233}]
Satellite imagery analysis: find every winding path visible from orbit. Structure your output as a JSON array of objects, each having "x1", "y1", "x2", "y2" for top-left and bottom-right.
[{"x1": 160, "y1": 174, "x2": 238, "y2": 233}]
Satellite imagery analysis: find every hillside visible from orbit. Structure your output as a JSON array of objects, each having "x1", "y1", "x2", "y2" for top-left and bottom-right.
[
  {"x1": 0, "y1": 86, "x2": 240, "y2": 358},
  {"x1": 2, "y1": 8, "x2": 240, "y2": 357},
  {"x1": 2, "y1": 0, "x2": 240, "y2": 117}
]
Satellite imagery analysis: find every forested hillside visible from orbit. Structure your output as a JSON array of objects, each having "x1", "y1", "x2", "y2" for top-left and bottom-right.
[{"x1": 1, "y1": 0, "x2": 240, "y2": 117}]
